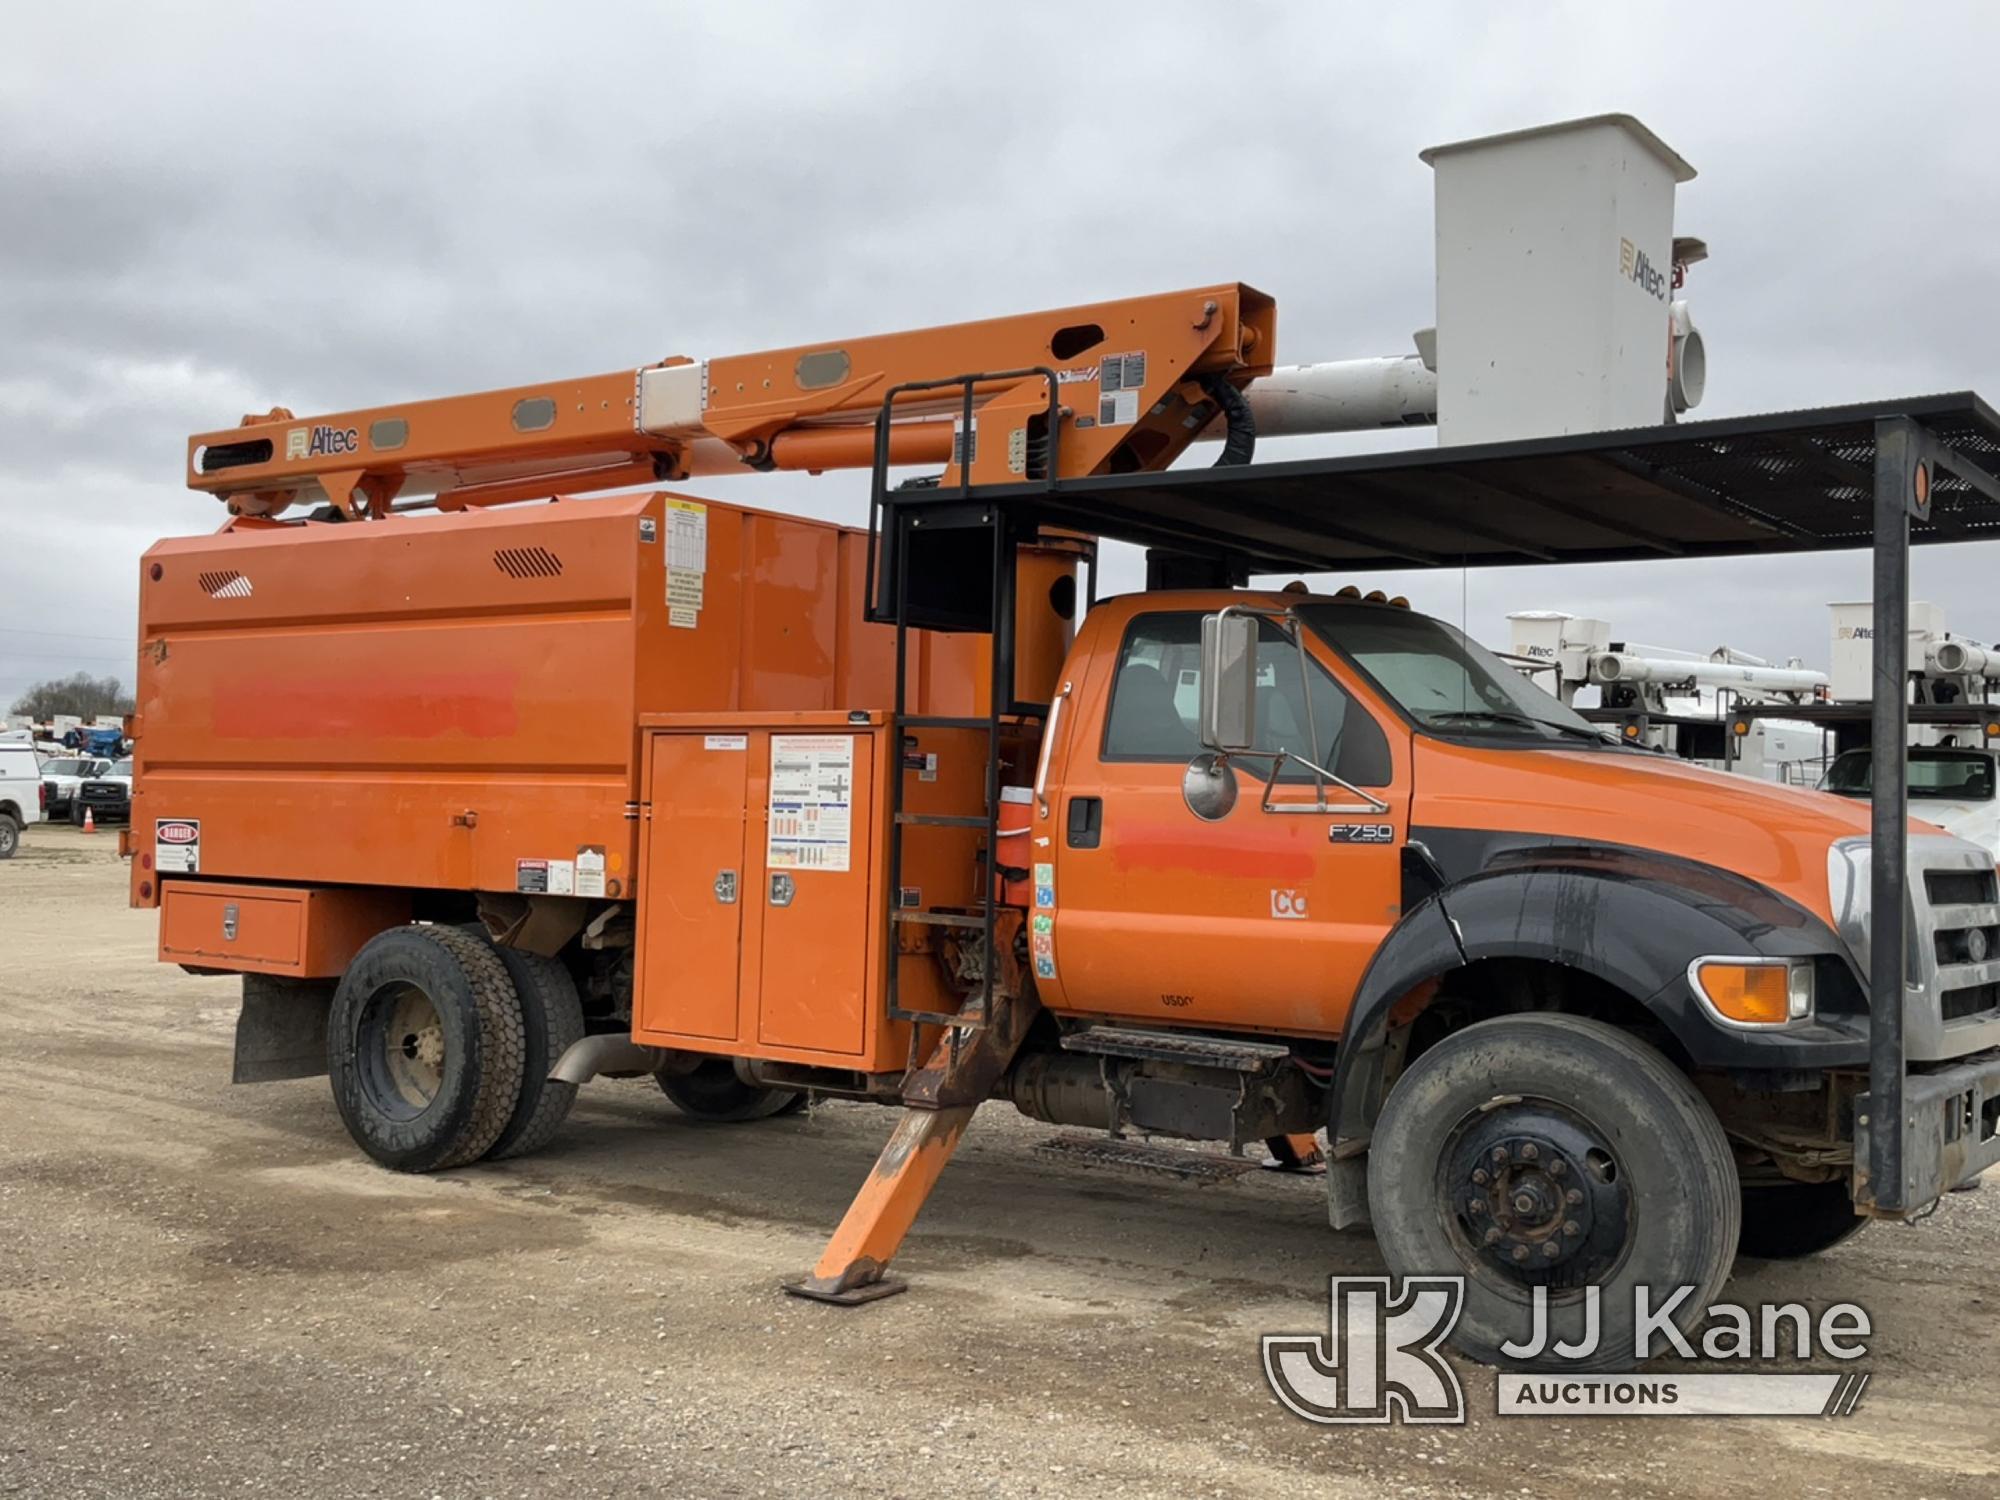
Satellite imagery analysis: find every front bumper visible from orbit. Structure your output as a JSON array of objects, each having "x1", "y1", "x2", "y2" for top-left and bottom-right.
[{"x1": 1854, "y1": 1046, "x2": 2000, "y2": 1211}]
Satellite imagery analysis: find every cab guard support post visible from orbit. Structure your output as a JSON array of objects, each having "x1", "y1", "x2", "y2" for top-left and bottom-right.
[{"x1": 1868, "y1": 417, "x2": 2000, "y2": 1212}]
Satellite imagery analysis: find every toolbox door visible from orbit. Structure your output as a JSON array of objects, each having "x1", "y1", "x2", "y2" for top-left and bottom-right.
[
  {"x1": 755, "y1": 731, "x2": 874, "y2": 1056},
  {"x1": 639, "y1": 733, "x2": 752, "y2": 1042}
]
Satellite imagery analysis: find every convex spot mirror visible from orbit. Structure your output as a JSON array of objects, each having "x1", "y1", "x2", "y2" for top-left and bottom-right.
[{"x1": 1183, "y1": 752, "x2": 1239, "y2": 821}]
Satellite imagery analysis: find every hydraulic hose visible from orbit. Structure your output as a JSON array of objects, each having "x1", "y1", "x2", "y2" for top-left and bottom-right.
[{"x1": 1200, "y1": 374, "x2": 1257, "y2": 467}]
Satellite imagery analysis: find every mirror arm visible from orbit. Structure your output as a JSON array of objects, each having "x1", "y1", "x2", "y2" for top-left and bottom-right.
[{"x1": 1228, "y1": 746, "x2": 1389, "y2": 816}]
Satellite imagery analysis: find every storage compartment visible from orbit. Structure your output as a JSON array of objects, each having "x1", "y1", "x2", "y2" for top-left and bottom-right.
[
  {"x1": 632, "y1": 712, "x2": 991, "y2": 1074},
  {"x1": 636, "y1": 721, "x2": 878, "y2": 1062},
  {"x1": 159, "y1": 881, "x2": 408, "y2": 977}
]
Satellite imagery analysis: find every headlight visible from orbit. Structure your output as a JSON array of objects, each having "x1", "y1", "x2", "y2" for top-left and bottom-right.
[{"x1": 1687, "y1": 956, "x2": 1814, "y2": 1028}]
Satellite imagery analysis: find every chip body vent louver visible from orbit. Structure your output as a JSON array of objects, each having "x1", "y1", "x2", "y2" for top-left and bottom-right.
[{"x1": 494, "y1": 546, "x2": 564, "y2": 579}]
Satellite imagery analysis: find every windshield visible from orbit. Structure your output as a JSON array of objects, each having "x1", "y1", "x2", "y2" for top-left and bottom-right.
[
  {"x1": 1821, "y1": 749, "x2": 1996, "y2": 801},
  {"x1": 45, "y1": 759, "x2": 86, "y2": 776},
  {"x1": 1298, "y1": 602, "x2": 1608, "y2": 747},
  {"x1": 107, "y1": 760, "x2": 133, "y2": 778}
]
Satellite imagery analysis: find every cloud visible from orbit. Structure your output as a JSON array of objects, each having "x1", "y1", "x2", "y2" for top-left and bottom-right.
[{"x1": 4, "y1": 2, "x2": 1999, "y2": 710}]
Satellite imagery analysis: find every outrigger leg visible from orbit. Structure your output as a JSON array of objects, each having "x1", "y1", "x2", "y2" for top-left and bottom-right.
[
  {"x1": 784, "y1": 1103, "x2": 978, "y2": 1304},
  {"x1": 786, "y1": 989, "x2": 1041, "y2": 1306}
]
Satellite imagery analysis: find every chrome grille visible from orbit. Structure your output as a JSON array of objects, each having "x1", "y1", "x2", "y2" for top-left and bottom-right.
[{"x1": 1829, "y1": 834, "x2": 2000, "y2": 1060}]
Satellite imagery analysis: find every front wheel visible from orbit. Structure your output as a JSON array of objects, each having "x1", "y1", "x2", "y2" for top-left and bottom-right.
[
  {"x1": 0, "y1": 814, "x2": 17, "y2": 859},
  {"x1": 656, "y1": 1059, "x2": 807, "y2": 1122},
  {"x1": 1368, "y1": 1013, "x2": 1739, "y2": 1371}
]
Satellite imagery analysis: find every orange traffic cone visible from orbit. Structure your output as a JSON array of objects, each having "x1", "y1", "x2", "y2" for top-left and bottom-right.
[{"x1": 82, "y1": 807, "x2": 95, "y2": 834}]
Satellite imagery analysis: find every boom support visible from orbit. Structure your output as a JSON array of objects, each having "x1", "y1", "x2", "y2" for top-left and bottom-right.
[{"x1": 187, "y1": 285, "x2": 1275, "y2": 518}]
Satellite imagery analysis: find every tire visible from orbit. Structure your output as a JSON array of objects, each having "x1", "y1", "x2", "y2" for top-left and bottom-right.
[
  {"x1": 1739, "y1": 1180, "x2": 1867, "y2": 1259},
  {"x1": 477, "y1": 939, "x2": 586, "y2": 1161},
  {"x1": 0, "y1": 814, "x2": 17, "y2": 859},
  {"x1": 656, "y1": 1059, "x2": 807, "y2": 1122},
  {"x1": 328, "y1": 925, "x2": 526, "y2": 1173},
  {"x1": 1367, "y1": 1013, "x2": 1739, "y2": 1371},
  {"x1": 70, "y1": 805, "x2": 84, "y2": 827}
]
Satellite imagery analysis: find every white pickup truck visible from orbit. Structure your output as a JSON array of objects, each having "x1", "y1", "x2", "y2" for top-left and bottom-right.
[
  {"x1": 1821, "y1": 745, "x2": 2000, "y2": 855},
  {"x1": 37, "y1": 755, "x2": 112, "y2": 822},
  {"x1": 0, "y1": 739, "x2": 45, "y2": 858}
]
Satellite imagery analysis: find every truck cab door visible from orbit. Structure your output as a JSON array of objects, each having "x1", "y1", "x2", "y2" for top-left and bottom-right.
[{"x1": 1037, "y1": 608, "x2": 1412, "y2": 1040}]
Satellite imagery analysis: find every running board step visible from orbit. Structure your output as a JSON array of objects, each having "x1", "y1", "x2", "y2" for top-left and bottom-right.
[{"x1": 1059, "y1": 1027, "x2": 1292, "y2": 1072}]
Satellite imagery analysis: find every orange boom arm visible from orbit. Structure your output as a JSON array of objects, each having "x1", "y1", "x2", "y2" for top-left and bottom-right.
[{"x1": 187, "y1": 285, "x2": 1274, "y2": 518}]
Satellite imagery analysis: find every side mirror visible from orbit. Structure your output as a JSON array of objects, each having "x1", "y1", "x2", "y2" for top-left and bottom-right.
[{"x1": 1200, "y1": 612, "x2": 1257, "y2": 752}]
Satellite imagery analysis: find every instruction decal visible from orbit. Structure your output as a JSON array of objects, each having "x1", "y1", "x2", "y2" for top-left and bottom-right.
[
  {"x1": 665, "y1": 498, "x2": 707, "y2": 630},
  {"x1": 576, "y1": 845, "x2": 607, "y2": 899},
  {"x1": 767, "y1": 734, "x2": 854, "y2": 872},
  {"x1": 1030, "y1": 910, "x2": 1056, "y2": 980},
  {"x1": 1096, "y1": 350, "x2": 1147, "y2": 428},
  {"x1": 155, "y1": 818, "x2": 200, "y2": 874},
  {"x1": 1033, "y1": 860, "x2": 1055, "y2": 911},
  {"x1": 516, "y1": 858, "x2": 549, "y2": 894}
]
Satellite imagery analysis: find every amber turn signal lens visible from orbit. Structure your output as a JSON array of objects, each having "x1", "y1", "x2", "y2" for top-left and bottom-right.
[{"x1": 1691, "y1": 960, "x2": 1811, "y2": 1026}]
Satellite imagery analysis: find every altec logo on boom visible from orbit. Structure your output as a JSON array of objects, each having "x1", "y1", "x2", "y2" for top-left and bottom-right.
[
  {"x1": 1618, "y1": 237, "x2": 1671, "y2": 301},
  {"x1": 284, "y1": 425, "x2": 361, "y2": 461}
]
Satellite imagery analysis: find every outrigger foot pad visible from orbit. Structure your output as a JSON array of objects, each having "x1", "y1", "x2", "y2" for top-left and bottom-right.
[{"x1": 782, "y1": 1276, "x2": 909, "y2": 1306}]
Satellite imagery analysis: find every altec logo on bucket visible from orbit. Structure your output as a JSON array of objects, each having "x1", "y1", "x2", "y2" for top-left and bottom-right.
[{"x1": 1618, "y1": 237, "x2": 1671, "y2": 301}]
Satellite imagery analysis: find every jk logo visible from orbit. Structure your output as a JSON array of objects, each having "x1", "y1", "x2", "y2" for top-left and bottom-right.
[{"x1": 1263, "y1": 1276, "x2": 1467, "y2": 1425}]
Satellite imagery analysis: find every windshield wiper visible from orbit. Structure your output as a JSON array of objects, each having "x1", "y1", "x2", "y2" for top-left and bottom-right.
[
  {"x1": 1421, "y1": 709, "x2": 1544, "y2": 732},
  {"x1": 1422, "y1": 709, "x2": 1612, "y2": 745}
]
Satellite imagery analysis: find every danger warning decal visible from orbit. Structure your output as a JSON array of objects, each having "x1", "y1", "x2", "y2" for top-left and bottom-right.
[{"x1": 155, "y1": 819, "x2": 200, "y2": 874}]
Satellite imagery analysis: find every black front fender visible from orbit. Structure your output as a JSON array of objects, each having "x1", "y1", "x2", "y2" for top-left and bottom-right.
[{"x1": 1330, "y1": 835, "x2": 1868, "y2": 1142}]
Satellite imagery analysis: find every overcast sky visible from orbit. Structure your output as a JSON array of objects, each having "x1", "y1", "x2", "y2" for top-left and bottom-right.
[{"x1": 5, "y1": 3, "x2": 1999, "y2": 711}]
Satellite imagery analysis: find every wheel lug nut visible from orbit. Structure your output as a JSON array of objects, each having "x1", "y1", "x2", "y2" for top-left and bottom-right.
[
  {"x1": 1565, "y1": 1188, "x2": 1584, "y2": 1206},
  {"x1": 1484, "y1": 1227, "x2": 1503, "y2": 1246},
  {"x1": 1549, "y1": 1159, "x2": 1567, "y2": 1178},
  {"x1": 1542, "y1": 1242, "x2": 1561, "y2": 1259},
  {"x1": 1468, "y1": 1199, "x2": 1486, "y2": 1216},
  {"x1": 1563, "y1": 1219, "x2": 1581, "y2": 1237},
  {"x1": 1511, "y1": 1245, "x2": 1529, "y2": 1263},
  {"x1": 1472, "y1": 1168, "x2": 1489, "y2": 1185},
  {"x1": 1491, "y1": 1146, "x2": 1508, "y2": 1164},
  {"x1": 1520, "y1": 1143, "x2": 1539, "y2": 1161}
]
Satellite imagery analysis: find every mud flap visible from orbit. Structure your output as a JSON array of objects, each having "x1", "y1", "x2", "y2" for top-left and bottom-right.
[
  {"x1": 233, "y1": 974, "x2": 337, "y2": 1083},
  {"x1": 1326, "y1": 1149, "x2": 1372, "y2": 1230}
]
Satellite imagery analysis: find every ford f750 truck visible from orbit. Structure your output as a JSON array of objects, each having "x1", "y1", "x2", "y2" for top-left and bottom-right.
[{"x1": 131, "y1": 282, "x2": 2000, "y2": 1367}]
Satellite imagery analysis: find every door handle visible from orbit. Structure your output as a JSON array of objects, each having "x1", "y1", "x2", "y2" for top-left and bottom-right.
[
  {"x1": 1066, "y1": 796, "x2": 1103, "y2": 849},
  {"x1": 769, "y1": 872, "x2": 795, "y2": 907}
]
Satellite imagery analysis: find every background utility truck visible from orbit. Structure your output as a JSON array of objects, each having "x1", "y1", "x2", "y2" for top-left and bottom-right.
[{"x1": 132, "y1": 118, "x2": 2000, "y2": 1367}]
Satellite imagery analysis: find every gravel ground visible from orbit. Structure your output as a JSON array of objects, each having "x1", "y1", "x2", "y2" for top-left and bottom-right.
[{"x1": 3, "y1": 821, "x2": 1997, "y2": 1498}]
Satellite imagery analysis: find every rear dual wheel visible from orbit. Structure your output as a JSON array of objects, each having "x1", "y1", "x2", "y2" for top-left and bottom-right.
[
  {"x1": 328, "y1": 925, "x2": 584, "y2": 1172},
  {"x1": 656, "y1": 1059, "x2": 807, "y2": 1122}
]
